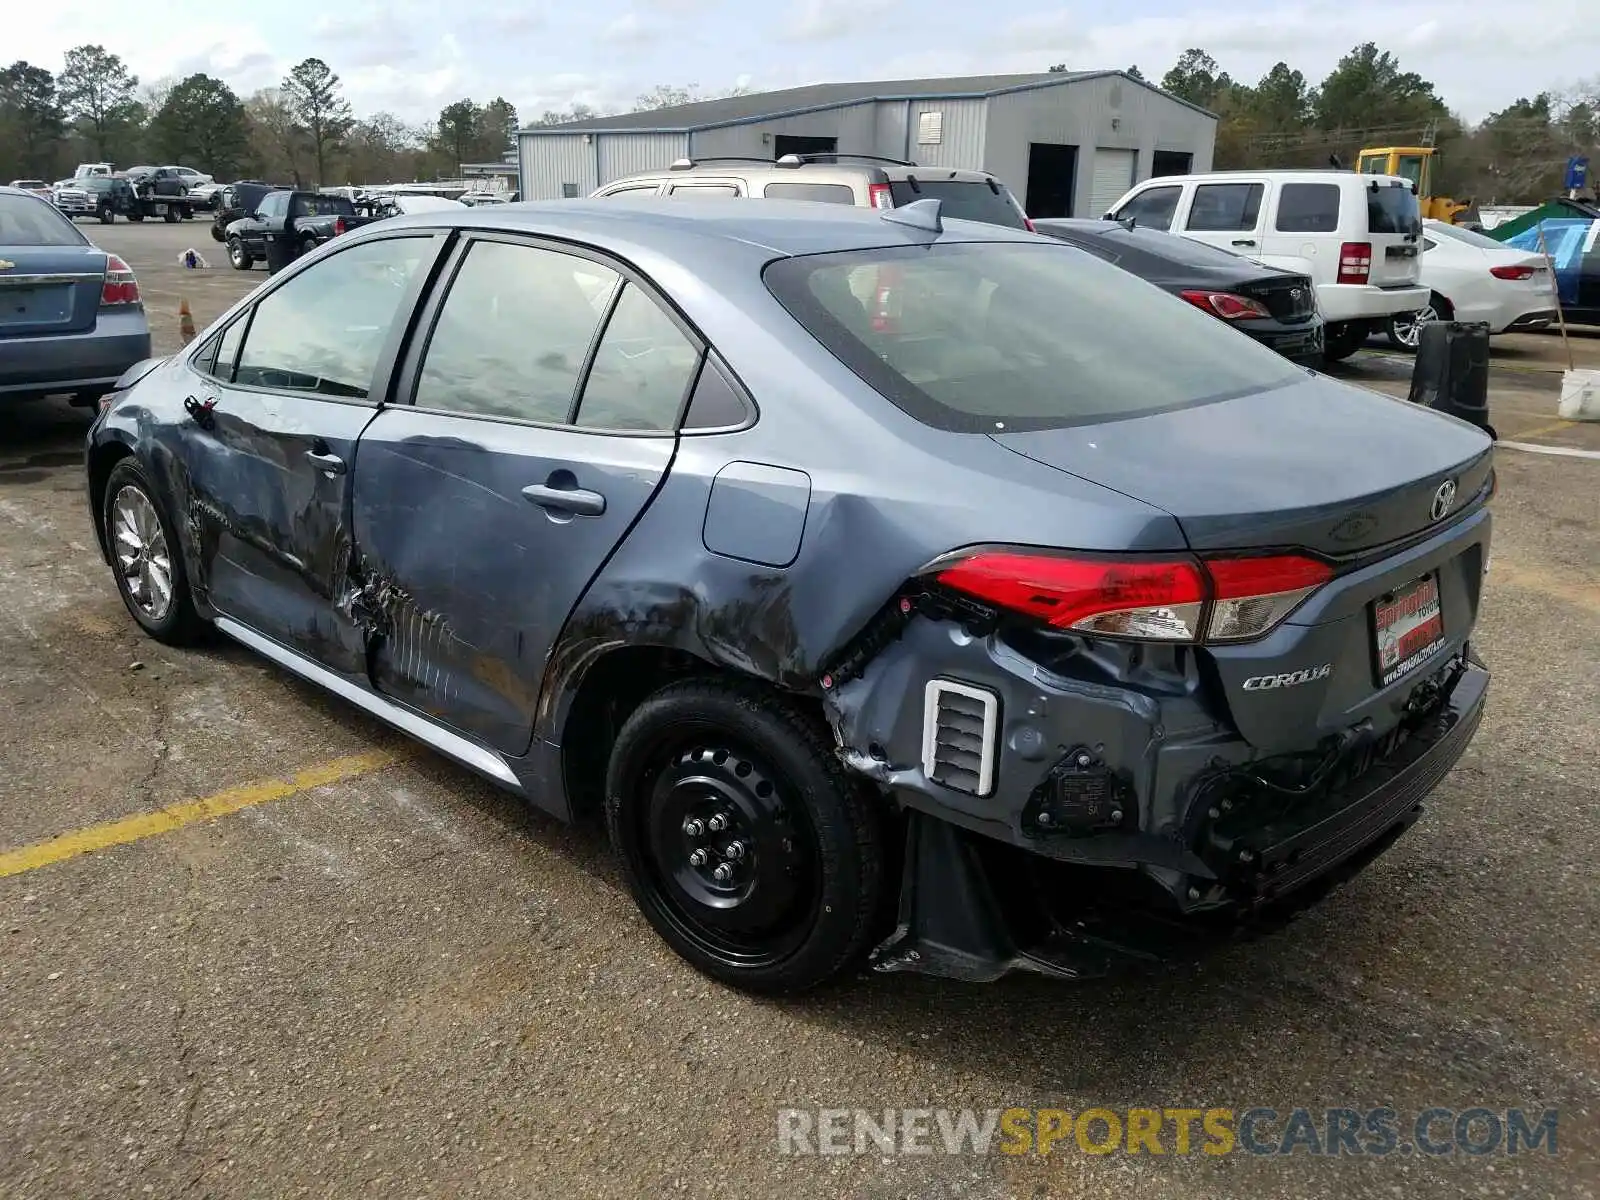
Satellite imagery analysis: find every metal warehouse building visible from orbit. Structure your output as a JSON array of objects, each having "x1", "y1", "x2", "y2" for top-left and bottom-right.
[{"x1": 516, "y1": 71, "x2": 1216, "y2": 218}]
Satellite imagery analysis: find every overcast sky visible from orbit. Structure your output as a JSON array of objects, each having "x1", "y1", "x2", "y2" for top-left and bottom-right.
[{"x1": 12, "y1": 0, "x2": 1599, "y2": 126}]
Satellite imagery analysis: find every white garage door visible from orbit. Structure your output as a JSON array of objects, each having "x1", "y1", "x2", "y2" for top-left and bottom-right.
[{"x1": 1089, "y1": 149, "x2": 1138, "y2": 217}]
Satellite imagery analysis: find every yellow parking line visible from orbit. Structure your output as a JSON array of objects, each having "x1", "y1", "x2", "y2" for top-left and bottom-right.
[
  {"x1": 0, "y1": 751, "x2": 396, "y2": 880},
  {"x1": 1508, "y1": 418, "x2": 1576, "y2": 441}
]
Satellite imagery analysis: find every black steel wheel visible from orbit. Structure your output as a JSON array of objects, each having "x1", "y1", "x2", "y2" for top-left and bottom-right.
[{"x1": 606, "y1": 679, "x2": 884, "y2": 993}]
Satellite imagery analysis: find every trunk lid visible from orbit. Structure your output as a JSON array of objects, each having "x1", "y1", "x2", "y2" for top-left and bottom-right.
[
  {"x1": 990, "y1": 374, "x2": 1492, "y2": 557},
  {"x1": 0, "y1": 245, "x2": 107, "y2": 337},
  {"x1": 1233, "y1": 272, "x2": 1318, "y2": 323}
]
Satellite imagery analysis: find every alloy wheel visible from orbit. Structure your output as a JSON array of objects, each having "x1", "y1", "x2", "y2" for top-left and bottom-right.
[
  {"x1": 1392, "y1": 303, "x2": 1438, "y2": 350},
  {"x1": 111, "y1": 485, "x2": 174, "y2": 623}
]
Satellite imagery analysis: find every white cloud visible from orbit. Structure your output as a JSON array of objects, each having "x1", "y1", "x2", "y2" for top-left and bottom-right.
[
  {"x1": 785, "y1": 0, "x2": 900, "y2": 42},
  {"x1": 602, "y1": 12, "x2": 664, "y2": 45}
]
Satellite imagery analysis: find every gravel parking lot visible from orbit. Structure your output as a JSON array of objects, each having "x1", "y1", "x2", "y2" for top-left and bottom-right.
[{"x1": 2, "y1": 218, "x2": 1597, "y2": 1199}]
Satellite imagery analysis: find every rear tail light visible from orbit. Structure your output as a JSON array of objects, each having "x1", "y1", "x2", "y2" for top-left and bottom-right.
[
  {"x1": 868, "y1": 183, "x2": 893, "y2": 210},
  {"x1": 930, "y1": 549, "x2": 1335, "y2": 644},
  {"x1": 1336, "y1": 241, "x2": 1372, "y2": 285},
  {"x1": 333, "y1": 216, "x2": 347, "y2": 235},
  {"x1": 1204, "y1": 555, "x2": 1335, "y2": 642},
  {"x1": 100, "y1": 254, "x2": 140, "y2": 306},
  {"x1": 1179, "y1": 290, "x2": 1271, "y2": 320},
  {"x1": 1489, "y1": 264, "x2": 1534, "y2": 281}
]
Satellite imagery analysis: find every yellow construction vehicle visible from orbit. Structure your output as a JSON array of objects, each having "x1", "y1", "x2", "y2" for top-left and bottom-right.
[{"x1": 1355, "y1": 147, "x2": 1476, "y2": 223}]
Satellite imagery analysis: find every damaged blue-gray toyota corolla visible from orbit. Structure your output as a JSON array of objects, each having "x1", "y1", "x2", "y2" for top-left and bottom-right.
[{"x1": 85, "y1": 198, "x2": 1493, "y2": 993}]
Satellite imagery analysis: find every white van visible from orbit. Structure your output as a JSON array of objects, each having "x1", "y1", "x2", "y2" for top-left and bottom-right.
[{"x1": 1105, "y1": 170, "x2": 1429, "y2": 361}]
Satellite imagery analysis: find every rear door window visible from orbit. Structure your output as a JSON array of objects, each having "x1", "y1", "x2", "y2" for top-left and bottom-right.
[
  {"x1": 762, "y1": 182, "x2": 856, "y2": 204},
  {"x1": 887, "y1": 180, "x2": 1026, "y2": 229},
  {"x1": 1113, "y1": 185, "x2": 1180, "y2": 231},
  {"x1": 1185, "y1": 183, "x2": 1264, "y2": 232},
  {"x1": 574, "y1": 284, "x2": 702, "y2": 431},
  {"x1": 1274, "y1": 183, "x2": 1341, "y2": 232},
  {"x1": 414, "y1": 239, "x2": 618, "y2": 423},
  {"x1": 668, "y1": 183, "x2": 741, "y2": 197}
]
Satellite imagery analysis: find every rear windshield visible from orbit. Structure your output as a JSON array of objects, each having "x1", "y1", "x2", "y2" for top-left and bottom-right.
[
  {"x1": 1429, "y1": 222, "x2": 1514, "y2": 251},
  {"x1": 888, "y1": 180, "x2": 1027, "y2": 229},
  {"x1": 764, "y1": 242, "x2": 1301, "y2": 432},
  {"x1": 0, "y1": 194, "x2": 86, "y2": 246},
  {"x1": 1367, "y1": 184, "x2": 1421, "y2": 235}
]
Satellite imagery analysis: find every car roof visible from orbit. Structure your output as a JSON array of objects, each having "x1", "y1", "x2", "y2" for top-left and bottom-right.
[
  {"x1": 620, "y1": 159, "x2": 1002, "y2": 186},
  {"x1": 363, "y1": 196, "x2": 1041, "y2": 258},
  {"x1": 1140, "y1": 169, "x2": 1414, "y2": 187}
]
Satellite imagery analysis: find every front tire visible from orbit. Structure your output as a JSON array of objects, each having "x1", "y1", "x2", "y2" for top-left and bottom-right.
[
  {"x1": 228, "y1": 236, "x2": 253, "y2": 270},
  {"x1": 98, "y1": 205, "x2": 114, "y2": 224},
  {"x1": 102, "y1": 460, "x2": 205, "y2": 645},
  {"x1": 605, "y1": 679, "x2": 884, "y2": 993},
  {"x1": 1386, "y1": 293, "x2": 1452, "y2": 352}
]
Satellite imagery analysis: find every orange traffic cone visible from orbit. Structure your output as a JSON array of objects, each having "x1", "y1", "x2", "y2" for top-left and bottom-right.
[{"x1": 179, "y1": 298, "x2": 196, "y2": 345}]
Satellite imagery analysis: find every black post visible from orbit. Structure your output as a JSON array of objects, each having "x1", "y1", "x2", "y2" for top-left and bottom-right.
[{"x1": 1407, "y1": 321, "x2": 1495, "y2": 438}]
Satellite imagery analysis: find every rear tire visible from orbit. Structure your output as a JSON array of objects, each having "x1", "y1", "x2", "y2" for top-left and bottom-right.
[
  {"x1": 163, "y1": 207, "x2": 180, "y2": 223},
  {"x1": 102, "y1": 460, "x2": 206, "y2": 646},
  {"x1": 228, "y1": 236, "x2": 254, "y2": 270},
  {"x1": 1322, "y1": 323, "x2": 1368, "y2": 362},
  {"x1": 605, "y1": 679, "x2": 884, "y2": 993},
  {"x1": 128, "y1": 213, "x2": 143, "y2": 223},
  {"x1": 209, "y1": 224, "x2": 226, "y2": 243},
  {"x1": 1386, "y1": 293, "x2": 1452, "y2": 352}
]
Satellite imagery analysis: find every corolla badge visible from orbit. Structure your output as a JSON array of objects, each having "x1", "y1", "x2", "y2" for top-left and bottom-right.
[
  {"x1": 1242, "y1": 664, "x2": 1333, "y2": 691},
  {"x1": 1431, "y1": 479, "x2": 1458, "y2": 522}
]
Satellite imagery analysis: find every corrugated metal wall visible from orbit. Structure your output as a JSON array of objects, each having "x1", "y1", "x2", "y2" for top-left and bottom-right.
[
  {"x1": 598, "y1": 133, "x2": 690, "y2": 185},
  {"x1": 518, "y1": 133, "x2": 598, "y2": 199},
  {"x1": 904, "y1": 98, "x2": 987, "y2": 170},
  {"x1": 873, "y1": 102, "x2": 911, "y2": 162},
  {"x1": 984, "y1": 76, "x2": 1215, "y2": 217}
]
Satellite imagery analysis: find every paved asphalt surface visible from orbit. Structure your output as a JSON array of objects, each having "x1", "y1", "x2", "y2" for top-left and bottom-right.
[{"x1": 1, "y1": 219, "x2": 1597, "y2": 1199}]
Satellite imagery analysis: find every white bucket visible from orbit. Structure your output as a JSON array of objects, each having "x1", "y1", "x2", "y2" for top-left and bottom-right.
[{"x1": 1557, "y1": 369, "x2": 1600, "y2": 421}]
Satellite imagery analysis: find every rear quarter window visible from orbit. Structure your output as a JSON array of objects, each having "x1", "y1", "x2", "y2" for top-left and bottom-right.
[
  {"x1": 762, "y1": 182, "x2": 857, "y2": 205},
  {"x1": 1274, "y1": 183, "x2": 1341, "y2": 233}
]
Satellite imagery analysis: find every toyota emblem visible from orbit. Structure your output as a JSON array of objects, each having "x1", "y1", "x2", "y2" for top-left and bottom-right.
[{"x1": 1430, "y1": 479, "x2": 1457, "y2": 522}]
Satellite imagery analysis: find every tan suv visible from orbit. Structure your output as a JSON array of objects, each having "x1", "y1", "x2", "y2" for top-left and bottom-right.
[{"x1": 592, "y1": 153, "x2": 1033, "y2": 230}]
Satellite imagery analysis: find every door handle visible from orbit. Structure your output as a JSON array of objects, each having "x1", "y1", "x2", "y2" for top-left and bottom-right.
[
  {"x1": 1232, "y1": 238, "x2": 1257, "y2": 247},
  {"x1": 522, "y1": 482, "x2": 606, "y2": 517},
  {"x1": 305, "y1": 448, "x2": 347, "y2": 476}
]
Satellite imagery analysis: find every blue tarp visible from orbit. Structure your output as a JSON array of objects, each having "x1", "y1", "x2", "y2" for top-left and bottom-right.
[{"x1": 1501, "y1": 218, "x2": 1599, "y2": 305}]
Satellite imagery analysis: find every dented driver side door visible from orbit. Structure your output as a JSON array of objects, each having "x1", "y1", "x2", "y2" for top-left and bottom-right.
[
  {"x1": 348, "y1": 233, "x2": 701, "y2": 757},
  {"x1": 178, "y1": 233, "x2": 442, "y2": 675}
]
